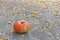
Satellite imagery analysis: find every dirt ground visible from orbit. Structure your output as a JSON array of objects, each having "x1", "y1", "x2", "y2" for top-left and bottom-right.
[{"x1": 0, "y1": 0, "x2": 60, "y2": 40}]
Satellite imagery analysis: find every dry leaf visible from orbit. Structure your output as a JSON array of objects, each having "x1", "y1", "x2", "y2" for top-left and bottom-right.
[
  {"x1": 40, "y1": 2, "x2": 48, "y2": 9},
  {"x1": 26, "y1": 15, "x2": 31, "y2": 18},
  {"x1": 31, "y1": 14, "x2": 38, "y2": 18},
  {"x1": 19, "y1": 18, "x2": 24, "y2": 20},
  {"x1": 44, "y1": 1, "x2": 53, "y2": 6},
  {"x1": 51, "y1": 10, "x2": 58, "y2": 16},
  {"x1": 12, "y1": 5, "x2": 17, "y2": 10},
  {"x1": 31, "y1": 10, "x2": 40, "y2": 18},
  {"x1": 33, "y1": 0, "x2": 41, "y2": 5},
  {"x1": 51, "y1": 7, "x2": 60, "y2": 16},
  {"x1": 0, "y1": 38, "x2": 3, "y2": 40},
  {"x1": 40, "y1": 20, "x2": 47, "y2": 24},
  {"x1": 31, "y1": 10, "x2": 39, "y2": 15},
  {"x1": 9, "y1": 30, "x2": 13, "y2": 33},
  {"x1": 43, "y1": 26, "x2": 51, "y2": 30},
  {"x1": 0, "y1": 38, "x2": 8, "y2": 40},
  {"x1": 3, "y1": 38, "x2": 8, "y2": 40},
  {"x1": 52, "y1": 2, "x2": 58, "y2": 7},
  {"x1": 50, "y1": 21, "x2": 56, "y2": 25},
  {"x1": 0, "y1": 14, "x2": 4, "y2": 16},
  {"x1": 34, "y1": 23, "x2": 39, "y2": 26}
]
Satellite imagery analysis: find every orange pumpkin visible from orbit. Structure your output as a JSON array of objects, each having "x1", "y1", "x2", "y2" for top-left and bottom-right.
[{"x1": 14, "y1": 20, "x2": 30, "y2": 33}]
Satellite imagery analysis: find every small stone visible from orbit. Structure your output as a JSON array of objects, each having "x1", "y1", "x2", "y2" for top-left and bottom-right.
[
  {"x1": 56, "y1": 37, "x2": 59, "y2": 39},
  {"x1": 36, "y1": 5, "x2": 39, "y2": 7},
  {"x1": 48, "y1": 32, "x2": 53, "y2": 36},
  {"x1": 21, "y1": 35, "x2": 24, "y2": 38},
  {"x1": 8, "y1": 21, "x2": 11, "y2": 24},
  {"x1": 26, "y1": 10, "x2": 29, "y2": 11},
  {"x1": 2, "y1": 33, "x2": 5, "y2": 36},
  {"x1": 22, "y1": 8, "x2": 25, "y2": 11},
  {"x1": 14, "y1": 39, "x2": 16, "y2": 40},
  {"x1": 8, "y1": 21, "x2": 13, "y2": 25},
  {"x1": 0, "y1": 33, "x2": 2, "y2": 35},
  {"x1": 56, "y1": 33, "x2": 59, "y2": 36}
]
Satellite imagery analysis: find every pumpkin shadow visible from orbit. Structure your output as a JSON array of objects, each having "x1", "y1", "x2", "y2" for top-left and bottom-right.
[{"x1": 13, "y1": 31, "x2": 28, "y2": 34}]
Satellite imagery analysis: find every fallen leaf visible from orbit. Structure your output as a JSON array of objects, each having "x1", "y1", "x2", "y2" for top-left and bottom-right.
[
  {"x1": 44, "y1": 1, "x2": 53, "y2": 6},
  {"x1": 0, "y1": 38, "x2": 3, "y2": 40},
  {"x1": 51, "y1": 10, "x2": 58, "y2": 16},
  {"x1": 51, "y1": 8, "x2": 59, "y2": 16},
  {"x1": 26, "y1": 15, "x2": 31, "y2": 18},
  {"x1": 40, "y1": 20, "x2": 47, "y2": 24},
  {"x1": 32, "y1": 0, "x2": 41, "y2": 5},
  {"x1": 9, "y1": 30, "x2": 13, "y2": 33},
  {"x1": 43, "y1": 26, "x2": 51, "y2": 30},
  {"x1": 0, "y1": 38, "x2": 8, "y2": 40},
  {"x1": 31, "y1": 10, "x2": 39, "y2": 15},
  {"x1": 3, "y1": 38, "x2": 8, "y2": 40},
  {"x1": 0, "y1": 14, "x2": 4, "y2": 16},
  {"x1": 31, "y1": 14, "x2": 39, "y2": 18},
  {"x1": 50, "y1": 21, "x2": 56, "y2": 25},
  {"x1": 40, "y1": 2, "x2": 48, "y2": 9}
]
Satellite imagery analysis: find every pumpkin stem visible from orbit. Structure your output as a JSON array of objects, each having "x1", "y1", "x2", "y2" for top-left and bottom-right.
[{"x1": 21, "y1": 22, "x2": 25, "y2": 24}]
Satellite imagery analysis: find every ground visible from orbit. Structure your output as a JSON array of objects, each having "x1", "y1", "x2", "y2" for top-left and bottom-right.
[{"x1": 0, "y1": 0, "x2": 60, "y2": 40}]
